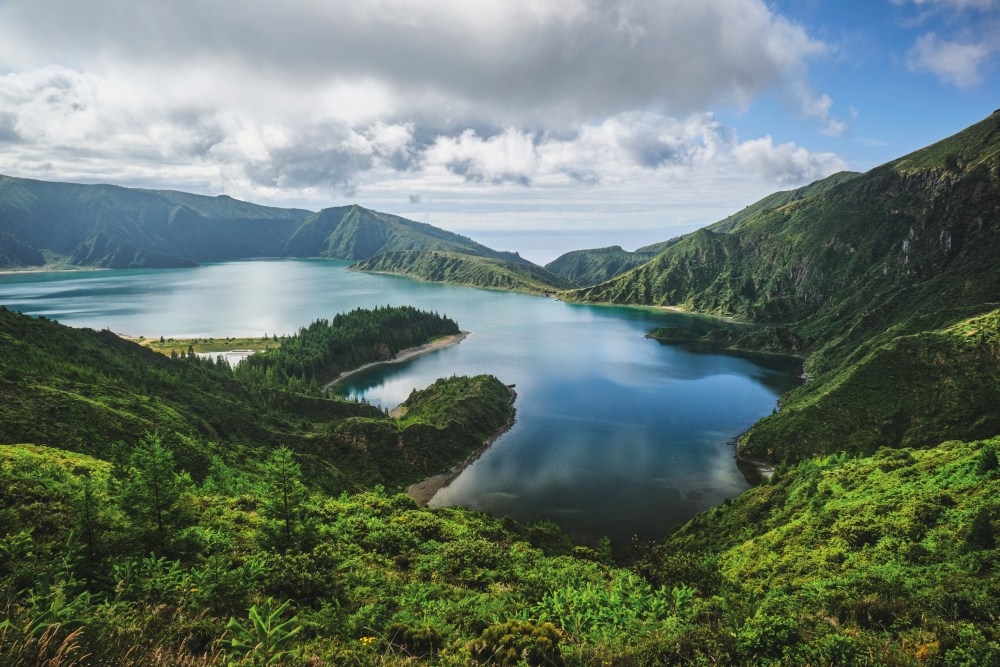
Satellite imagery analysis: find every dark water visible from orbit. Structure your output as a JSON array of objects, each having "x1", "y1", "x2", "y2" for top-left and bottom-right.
[{"x1": 0, "y1": 260, "x2": 802, "y2": 543}]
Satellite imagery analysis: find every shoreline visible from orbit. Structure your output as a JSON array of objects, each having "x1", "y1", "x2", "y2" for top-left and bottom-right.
[
  {"x1": 406, "y1": 386, "x2": 518, "y2": 506},
  {"x1": 323, "y1": 331, "x2": 469, "y2": 391}
]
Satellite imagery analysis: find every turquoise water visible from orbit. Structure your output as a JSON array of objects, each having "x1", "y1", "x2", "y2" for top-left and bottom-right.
[{"x1": 0, "y1": 259, "x2": 801, "y2": 543}]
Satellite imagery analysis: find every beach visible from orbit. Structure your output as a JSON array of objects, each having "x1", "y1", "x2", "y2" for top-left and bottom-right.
[
  {"x1": 322, "y1": 331, "x2": 469, "y2": 391},
  {"x1": 406, "y1": 386, "x2": 517, "y2": 506}
]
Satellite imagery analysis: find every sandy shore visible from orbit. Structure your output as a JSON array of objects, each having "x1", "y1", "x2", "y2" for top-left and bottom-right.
[
  {"x1": 322, "y1": 331, "x2": 469, "y2": 391},
  {"x1": 406, "y1": 386, "x2": 517, "y2": 506}
]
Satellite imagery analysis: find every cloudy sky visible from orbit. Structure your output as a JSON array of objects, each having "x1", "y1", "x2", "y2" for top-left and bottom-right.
[{"x1": 1, "y1": 0, "x2": 997, "y2": 262}]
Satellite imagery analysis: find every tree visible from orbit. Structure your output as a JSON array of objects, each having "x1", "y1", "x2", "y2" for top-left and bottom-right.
[
  {"x1": 965, "y1": 506, "x2": 995, "y2": 551},
  {"x1": 117, "y1": 433, "x2": 191, "y2": 554},
  {"x1": 977, "y1": 444, "x2": 998, "y2": 475},
  {"x1": 260, "y1": 448, "x2": 309, "y2": 552}
]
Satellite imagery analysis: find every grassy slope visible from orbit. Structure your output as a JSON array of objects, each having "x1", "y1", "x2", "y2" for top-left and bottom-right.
[
  {"x1": 639, "y1": 438, "x2": 999, "y2": 665},
  {"x1": 0, "y1": 307, "x2": 512, "y2": 493},
  {"x1": 565, "y1": 111, "x2": 1000, "y2": 463},
  {"x1": 741, "y1": 308, "x2": 1000, "y2": 461},
  {"x1": 544, "y1": 245, "x2": 659, "y2": 288},
  {"x1": 353, "y1": 249, "x2": 572, "y2": 294},
  {"x1": 281, "y1": 204, "x2": 527, "y2": 263}
]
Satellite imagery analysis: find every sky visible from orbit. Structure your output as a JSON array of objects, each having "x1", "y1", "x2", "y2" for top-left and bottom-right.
[{"x1": 0, "y1": 0, "x2": 997, "y2": 263}]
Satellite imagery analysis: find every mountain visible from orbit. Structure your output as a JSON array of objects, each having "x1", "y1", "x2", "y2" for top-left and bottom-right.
[
  {"x1": 544, "y1": 173, "x2": 858, "y2": 289},
  {"x1": 544, "y1": 245, "x2": 660, "y2": 287},
  {"x1": 564, "y1": 110, "x2": 1000, "y2": 462},
  {"x1": 283, "y1": 204, "x2": 526, "y2": 262},
  {"x1": 353, "y1": 249, "x2": 573, "y2": 294},
  {"x1": 0, "y1": 175, "x2": 529, "y2": 270},
  {"x1": 0, "y1": 175, "x2": 313, "y2": 268}
]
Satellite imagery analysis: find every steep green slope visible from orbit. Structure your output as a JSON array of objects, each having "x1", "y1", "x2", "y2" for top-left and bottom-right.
[
  {"x1": 354, "y1": 249, "x2": 572, "y2": 294},
  {"x1": 566, "y1": 112, "x2": 1000, "y2": 362},
  {"x1": 639, "y1": 437, "x2": 1000, "y2": 665},
  {"x1": 544, "y1": 245, "x2": 659, "y2": 287},
  {"x1": 706, "y1": 171, "x2": 860, "y2": 234},
  {"x1": 0, "y1": 176, "x2": 535, "y2": 272},
  {"x1": 0, "y1": 174, "x2": 312, "y2": 268},
  {"x1": 739, "y1": 308, "x2": 1000, "y2": 462},
  {"x1": 566, "y1": 112, "x2": 1000, "y2": 463},
  {"x1": 0, "y1": 306, "x2": 512, "y2": 492},
  {"x1": 282, "y1": 204, "x2": 529, "y2": 263},
  {"x1": 543, "y1": 173, "x2": 859, "y2": 289}
]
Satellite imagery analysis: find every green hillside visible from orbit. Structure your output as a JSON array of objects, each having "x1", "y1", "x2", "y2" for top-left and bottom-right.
[
  {"x1": 0, "y1": 306, "x2": 512, "y2": 493},
  {"x1": 283, "y1": 204, "x2": 527, "y2": 263},
  {"x1": 0, "y1": 176, "x2": 529, "y2": 271},
  {"x1": 543, "y1": 173, "x2": 859, "y2": 289},
  {"x1": 0, "y1": 175, "x2": 312, "y2": 268},
  {"x1": 354, "y1": 249, "x2": 572, "y2": 294},
  {"x1": 566, "y1": 110, "x2": 1000, "y2": 464},
  {"x1": 544, "y1": 245, "x2": 659, "y2": 287},
  {"x1": 705, "y1": 170, "x2": 860, "y2": 234},
  {"x1": 639, "y1": 437, "x2": 1000, "y2": 665}
]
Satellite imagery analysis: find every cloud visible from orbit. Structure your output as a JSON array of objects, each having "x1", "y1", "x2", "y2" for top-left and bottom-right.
[
  {"x1": 0, "y1": 0, "x2": 847, "y2": 236},
  {"x1": 731, "y1": 136, "x2": 848, "y2": 185},
  {"x1": 424, "y1": 128, "x2": 539, "y2": 185},
  {"x1": 892, "y1": 0, "x2": 997, "y2": 10},
  {"x1": 0, "y1": 0, "x2": 827, "y2": 125},
  {"x1": 907, "y1": 32, "x2": 994, "y2": 87}
]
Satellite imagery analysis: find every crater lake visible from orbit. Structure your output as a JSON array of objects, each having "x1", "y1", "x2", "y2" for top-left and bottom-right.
[{"x1": 0, "y1": 259, "x2": 802, "y2": 544}]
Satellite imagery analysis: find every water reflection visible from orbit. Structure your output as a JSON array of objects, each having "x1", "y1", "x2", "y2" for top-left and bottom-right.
[{"x1": 0, "y1": 260, "x2": 802, "y2": 543}]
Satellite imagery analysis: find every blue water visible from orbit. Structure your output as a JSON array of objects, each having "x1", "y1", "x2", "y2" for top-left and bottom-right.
[{"x1": 0, "y1": 260, "x2": 801, "y2": 543}]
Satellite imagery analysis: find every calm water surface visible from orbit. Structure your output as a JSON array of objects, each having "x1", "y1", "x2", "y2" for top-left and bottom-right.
[{"x1": 0, "y1": 260, "x2": 802, "y2": 543}]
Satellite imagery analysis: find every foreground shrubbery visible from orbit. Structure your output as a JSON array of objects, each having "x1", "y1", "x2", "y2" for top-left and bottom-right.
[{"x1": 2, "y1": 436, "x2": 998, "y2": 665}]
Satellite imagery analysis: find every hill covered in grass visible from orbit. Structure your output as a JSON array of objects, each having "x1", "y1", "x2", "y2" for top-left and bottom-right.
[
  {"x1": 0, "y1": 306, "x2": 511, "y2": 493},
  {"x1": 353, "y1": 249, "x2": 572, "y2": 294},
  {"x1": 0, "y1": 176, "x2": 526, "y2": 271},
  {"x1": 564, "y1": 110, "x2": 1000, "y2": 464}
]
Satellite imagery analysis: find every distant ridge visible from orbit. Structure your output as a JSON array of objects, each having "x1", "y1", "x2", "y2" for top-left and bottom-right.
[
  {"x1": 544, "y1": 171, "x2": 860, "y2": 288},
  {"x1": 0, "y1": 175, "x2": 526, "y2": 271}
]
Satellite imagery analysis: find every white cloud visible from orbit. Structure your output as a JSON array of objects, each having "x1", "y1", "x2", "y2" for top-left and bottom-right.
[
  {"x1": 907, "y1": 33, "x2": 994, "y2": 87},
  {"x1": 0, "y1": 0, "x2": 827, "y2": 125},
  {"x1": 731, "y1": 136, "x2": 848, "y2": 185},
  {"x1": 892, "y1": 0, "x2": 997, "y2": 10},
  {"x1": 0, "y1": 0, "x2": 849, "y2": 243},
  {"x1": 424, "y1": 128, "x2": 540, "y2": 185}
]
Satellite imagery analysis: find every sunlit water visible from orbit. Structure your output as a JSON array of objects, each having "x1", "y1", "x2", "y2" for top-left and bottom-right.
[{"x1": 0, "y1": 259, "x2": 801, "y2": 543}]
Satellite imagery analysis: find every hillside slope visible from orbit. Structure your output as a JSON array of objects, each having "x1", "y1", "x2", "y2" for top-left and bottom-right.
[
  {"x1": 0, "y1": 306, "x2": 513, "y2": 492},
  {"x1": 354, "y1": 249, "x2": 572, "y2": 294},
  {"x1": 282, "y1": 204, "x2": 527, "y2": 263},
  {"x1": 0, "y1": 176, "x2": 530, "y2": 271},
  {"x1": 544, "y1": 245, "x2": 660, "y2": 287},
  {"x1": 565, "y1": 113, "x2": 1000, "y2": 361},
  {"x1": 566, "y1": 111, "x2": 1000, "y2": 463}
]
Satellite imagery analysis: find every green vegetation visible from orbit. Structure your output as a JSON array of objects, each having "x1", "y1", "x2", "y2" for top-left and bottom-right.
[
  {"x1": 283, "y1": 204, "x2": 528, "y2": 264},
  {"x1": 2, "y1": 435, "x2": 997, "y2": 665},
  {"x1": 3, "y1": 114, "x2": 1000, "y2": 664},
  {"x1": 0, "y1": 305, "x2": 507, "y2": 492},
  {"x1": 0, "y1": 177, "x2": 531, "y2": 270},
  {"x1": 134, "y1": 336, "x2": 280, "y2": 357},
  {"x1": 565, "y1": 110, "x2": 1000, "y2": 465},
  {"x1": 544, "y1": 245, "x2": 660, "y2": 288},
  {"x1": 235, "y1": 305, "x2": 459, "y2": 393},
  {"x1": 638, "y1": 438, "x2": 1000, "y2": 665},
  {"x1": 354, "y1": 250, "x2": 572, "y2": 294}
]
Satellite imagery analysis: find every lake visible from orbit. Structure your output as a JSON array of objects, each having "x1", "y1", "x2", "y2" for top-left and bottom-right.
[{"x1": 0, "y1": 259, "x2": 802, "y2": 544}]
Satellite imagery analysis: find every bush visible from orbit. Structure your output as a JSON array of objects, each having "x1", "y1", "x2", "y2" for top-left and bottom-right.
[{"x1": 469, "y1": 620, "x2": 564, "y2": 667}]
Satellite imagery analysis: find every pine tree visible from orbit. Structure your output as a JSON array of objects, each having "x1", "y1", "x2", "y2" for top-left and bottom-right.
[
  {"x1": 260, "y1": 447, "x2": 309, "y2": 552},
  {"x1": 118, "y1": 433, "x2": 190, "y2": 554}
]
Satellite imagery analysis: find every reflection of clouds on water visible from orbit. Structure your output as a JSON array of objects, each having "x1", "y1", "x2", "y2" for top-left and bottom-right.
[{"x1": 0, "y1": 260, "x2": 804, "y2": 544}]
